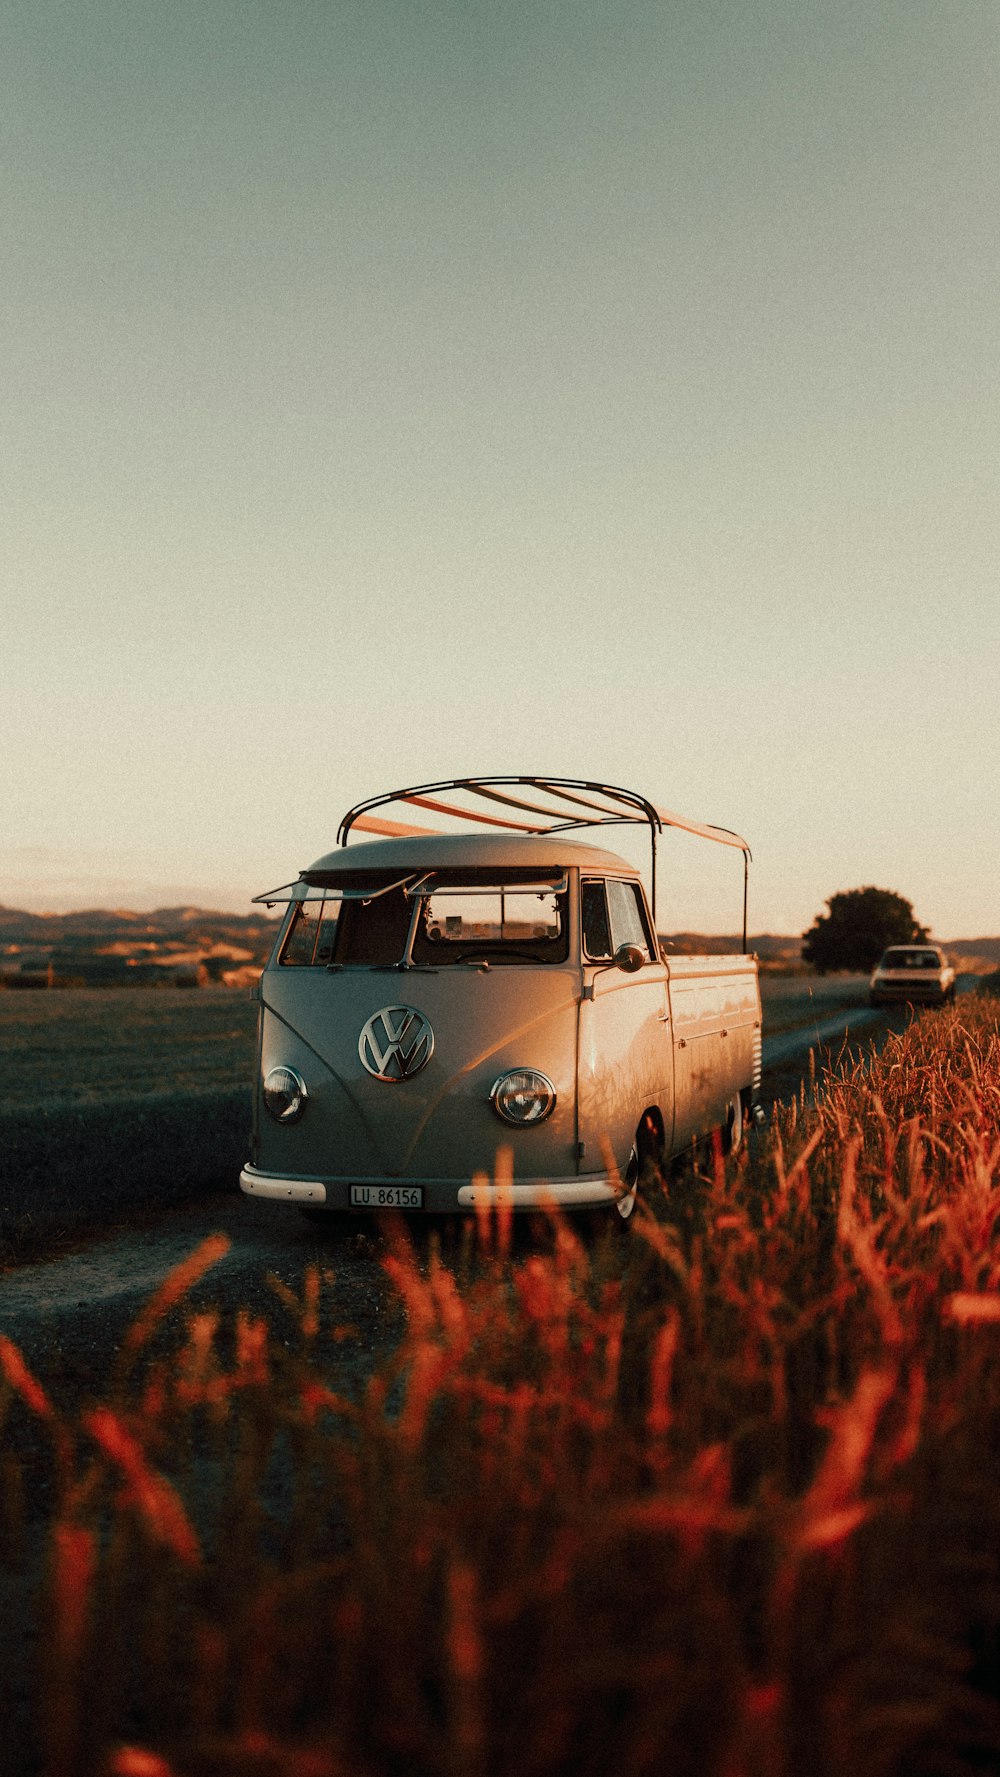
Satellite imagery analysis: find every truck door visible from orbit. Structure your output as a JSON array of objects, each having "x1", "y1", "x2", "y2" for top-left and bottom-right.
[{"x1": 576, "y1": 877, "x2": 673, "y2": 1175}]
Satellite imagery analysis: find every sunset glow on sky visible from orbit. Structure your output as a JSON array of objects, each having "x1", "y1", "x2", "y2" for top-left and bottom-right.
[{"x1": 4, "y1": 2, "x2": 998, "y2": 936}]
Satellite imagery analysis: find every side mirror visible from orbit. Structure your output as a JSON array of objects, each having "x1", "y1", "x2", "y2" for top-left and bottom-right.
[{"x1": 614, "y1": 943, "x2": 646, "y2": 974}]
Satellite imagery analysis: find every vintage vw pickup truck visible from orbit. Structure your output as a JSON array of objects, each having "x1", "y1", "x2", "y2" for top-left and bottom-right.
[{"x1": 240, "y1": 777, "x2": 762, "y2": 1222}]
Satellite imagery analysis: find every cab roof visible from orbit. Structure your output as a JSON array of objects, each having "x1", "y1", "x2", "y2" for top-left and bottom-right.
[{"x1": 302, "y1": 832, "x2": 641, "y2": 881}]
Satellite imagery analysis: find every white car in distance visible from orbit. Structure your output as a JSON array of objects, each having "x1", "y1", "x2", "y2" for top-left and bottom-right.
[{"x1": 869, "y1": 946, "x2": 956, "y2": 1008}]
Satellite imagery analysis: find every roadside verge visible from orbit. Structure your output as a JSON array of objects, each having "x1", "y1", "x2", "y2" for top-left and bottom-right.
[{"x1": 0, "y1": 1088, "x2": 250, "y2": 1249}]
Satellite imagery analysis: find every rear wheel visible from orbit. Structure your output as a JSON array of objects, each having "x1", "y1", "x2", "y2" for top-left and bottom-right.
[{"x1": 722, "y1": 1093, "x2": 744, "y2": 1157}]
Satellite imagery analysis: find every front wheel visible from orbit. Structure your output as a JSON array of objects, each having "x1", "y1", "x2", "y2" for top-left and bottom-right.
[
  {"x1": 615, "y1": 1145, "x2": 640, "y2": 1223},
  {"x1": 615, "y1": 1115, "x2": 662, "y2": 1222}
]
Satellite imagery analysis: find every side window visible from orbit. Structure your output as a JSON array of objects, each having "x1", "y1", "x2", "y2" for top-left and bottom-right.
[
  {"x1": 581, "y1": 880, "x2": 613, "y2": 960},
  {"x1": 606, "y1": 880, "x2": 654, "y2": 961},
  {"x1": 280, "y1": 900, "x2": 340, "y2": 966}
]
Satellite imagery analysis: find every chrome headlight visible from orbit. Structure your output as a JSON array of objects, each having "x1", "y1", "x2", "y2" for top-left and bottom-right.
[
  {"x1": 489, "y1": 1069, "x2": 556, "y2": 1126},
  {"x1": 263, "y1": 1066, "x2": 308, "y2": 1123}
]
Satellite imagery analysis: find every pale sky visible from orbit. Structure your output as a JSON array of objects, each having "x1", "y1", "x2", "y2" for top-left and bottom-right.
[{"x1": 3, "y1": 0, "x2": 998, "y2": 936}]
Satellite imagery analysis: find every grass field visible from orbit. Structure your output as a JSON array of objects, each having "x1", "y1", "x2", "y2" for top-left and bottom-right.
[
  {"x1": 2, "y1": 995, "x2": 999, "y2": 1776},
  {"x1": 0, "y1": 988, "x2": 258, "y2": 1110},
  {"x1": 0, "y1": 991, "x2": 258, "y2": 1258}
]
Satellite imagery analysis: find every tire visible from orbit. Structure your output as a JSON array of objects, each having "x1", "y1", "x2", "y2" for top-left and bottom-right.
[
  {"x1": 615, "y1": 1144, "x2": 641, "y2": 1223},
  {"x1": 615, "y1": 1115, "x2": 661, "y2": 1223},
  {"x1": 721, "y1": 1092, "x2": 744, "y2": 1158}
]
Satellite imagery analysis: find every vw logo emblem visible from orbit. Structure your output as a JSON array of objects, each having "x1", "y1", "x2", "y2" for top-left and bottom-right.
[{"x1": 358, "y1": 1006, "x2": 435, "y2": 1082}]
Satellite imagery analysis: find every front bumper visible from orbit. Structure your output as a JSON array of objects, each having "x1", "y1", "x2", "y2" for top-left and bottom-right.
[{"x1": 240, "y1": 1164, "x2": 619, "y2": 1214}]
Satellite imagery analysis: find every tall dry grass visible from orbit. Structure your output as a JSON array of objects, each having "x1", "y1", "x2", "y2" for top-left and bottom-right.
[{"x1": 3, "y1": 1001, "x2": 1000, "y2": 1777}]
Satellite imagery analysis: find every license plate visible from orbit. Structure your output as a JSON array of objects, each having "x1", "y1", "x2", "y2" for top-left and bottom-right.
[{"x1": 350, "y1": 1185, "x2": 424, "y2": 1209}]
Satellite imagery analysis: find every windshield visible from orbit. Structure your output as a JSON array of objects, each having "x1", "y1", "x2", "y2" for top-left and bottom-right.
[
  {"x1": 279, "y1": 871, "x2": 568, "y2": 968},
  {"x1": 411, "y1": 886, "x2": 564, "y2": 964},
  {"x1": 880, "y1": 949, "x2": 941, "y2": 970}
]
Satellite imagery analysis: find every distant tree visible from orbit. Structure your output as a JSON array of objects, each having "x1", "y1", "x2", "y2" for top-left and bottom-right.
[{"x1": 802, "y1": 887, "x2": 929, "y2": 973}]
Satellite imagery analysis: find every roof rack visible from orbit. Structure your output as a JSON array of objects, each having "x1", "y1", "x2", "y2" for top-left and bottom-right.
[{"x1": 338, "y1": 777, "x2": 752, "y2": 949}]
